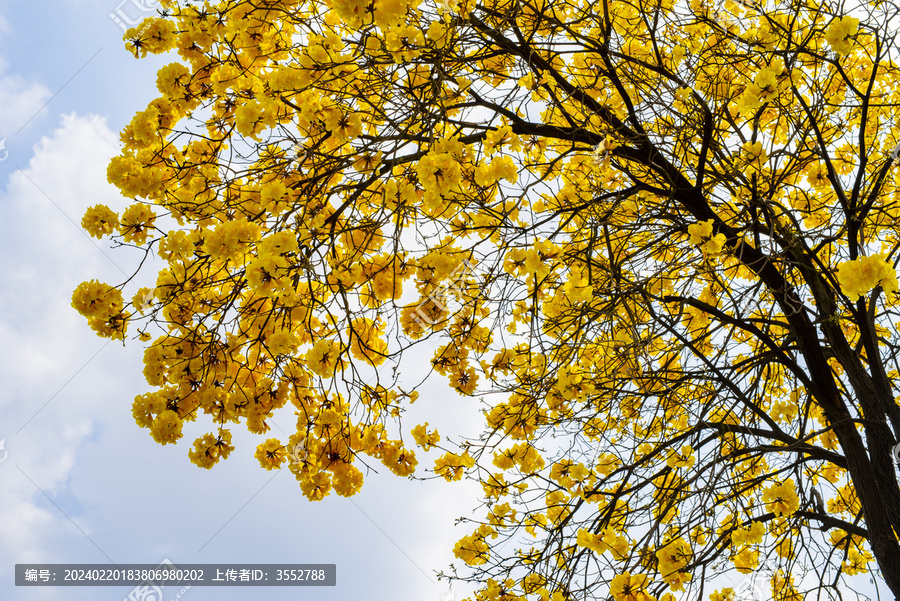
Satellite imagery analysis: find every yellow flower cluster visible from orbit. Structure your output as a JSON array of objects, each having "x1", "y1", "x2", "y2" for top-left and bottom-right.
[
  {"x1": 485, "y1": 392, "x2": 545, "y2": 439},
  {"x1": 190, "y1": 431, "x2": 235, "y2": 469},
  {"x1": 666, "y1": 444, "x2": 695, "y2": 469},
  {"x1": 411, "y1": 423, "x2": 440, "y2": 451},
  {"x1": 71, "y1": 280, "x2": 127, "y2": 339},
  {"x1": 81, "y1": 202, "x2": 157, "y2": 246},
  {"x1": 125, "y1": 17, "x2": 178, "y2": 58},
  {"x1": 549, "y1": 459, "x2": 591, "y2": 489},
  {"x1": 473, "y1": 155, "x2": 519, "y2": 187},
  {"x1": 609, "y1": 572, "x2": 655, "y2": 601},
  {"x1": 687, "y1": 219, "x2": 727, "y2": 255},
  {"x1": 735, "y1": 60, "x2": 790, "y2": 115},
  {"x1": 762, "y1": 479, "x2": 800, "y2": 517},
  {"x1": 827, "y1": 483, "x2": 861, "y2": 515},
  {"x1": 830, "y1": 531, "x2": 873, "y2": 575},
  {"x1": 824, "y1": 16, "x2": 860, "y2": 55},
  {"x1": 481, "y1": 472, "x2": 508, "y2": 499},
  {"x1": 732, "y1": 545, "x2": 760, "y2": 573},
  {"x1": 202, "y1": 218, "x2": 262, "y2": 262},
  {"x1": 729, "y1": 520, "x2": 766, "y2": 573},
  {"x1": 575, "y1": 527, "x2": 630, "y2": 560},
  {"x1": 771, "y1": 570, "x2": 803, "y2": 601},
  {"x1": 119, "y1": 203, "x2": 158, "y2": 245},
  {"x1": 545, "y1": 490, "x2": 571, "y2": 524},
  {"x1": 731, "y1": 521, "x2": 765, "y2": 547},
  {"x1": 492, "y1": 442, "x2": 546, "y2": 473},
  {"x1": 836, "y1": 254, "x2": 899, "y2": 301},
  {"x1": 453, "y1": 523, "x2": 495, "y2": 565},
  {"x1": 415, "y1": 150, "x2": 464, "y2": 209},
  {"x1": 348, "y1": 317, "x2": 389, "y2": 366},
  {"x1": 81, "y1": 204, "x2": 119, "y2": 239},
  {"x1": 740, "y1": 141, "x2": 767, "y2": 175},
  {"x1": 484, "y1": 125, "x2": 523, "y2": 156},
  {"x1": 306, "y1": 339, "x2": 344, "y2": 377},
  {"x1": 655, "y1": 537, "x2": 693, "y2": 591},
  {"x1": 709, "y1": 589, "x2": 736, "y2": 601},
  {"x1": 434, "y1": 449, "x2": 475, "y2": 480}
]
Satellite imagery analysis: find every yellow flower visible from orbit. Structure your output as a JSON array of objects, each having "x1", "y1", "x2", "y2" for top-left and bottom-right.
[
  {"x1": 666, "y1": 445, "x2": 696, "y2": 469},
  {"x1": 732, "y1": 521, "x2": 766, "y2": 546},
  {"x1": 824, "y1": 16, "x2": 859, "y2": 55},
  {"x1": 118, "y1": 203, "x2": 157, "y2": 245},
  {"x1": 235, "y1": 101, "x2": 274, "y2": 139},
  {"x1": 709, "y1": 588, "x2": 735, "y2": 601},
  {"x1": 837, "y1": 254, "x2": 898, "y2": 301},
  {"x1": 450, "y1": 364, "x2": 478, "y2": 395},
  {"x1": 656, "y1": 537, "x2": 693, "y2": 590},
  {"x1": 260, "y1": 180, "x2": 290, "y2": 213},
  {"x1": 484, "y1": 125, "x2": 522, "y2": 156},
  {"x1": 434, "y1": 450, "x2": 475, "y2": 480},
  {"x1": 72, "y1": 280, "x2": 124, "y2": 320},
  {"x1": 609, "y1": 572, "x2": 655, "y2": 601},
  {"x1": 189, "y1": 431, "x2": 234, "y2": 469},
  {"x1": 703, "y1": 234, "x2": 726, "y2": 254},
  {"x1": 411, "y1": 423, "x2": 440, "y2": 451},
  {"x1": 687, "y1": 219, "x2": 728, "y2": 255},
  {"x1": 156, "y1": 62, "x2": 190, "y2": 98},
  {"x1": 762, "y1": 479, "x2": 800, "y2": 517},
  {"x1": 687, "y1": 219, "x2": 713, "y2": 244},
  {"x1": 150, "y1": 410, "x2": 183, "y2": 444},
  {"x1": 576, "y1": 528, "x2": 606, "y2": 554},
  {"x1": 453, "y1": 529, "x2": 491, "y2": 565},
  {"x1": 331, "y1": 462, "x2": 364, "y2": 497},
  {"x1": 82, "y1": 205, "x2": 119, "y2": 238},
  {"x1": 772, "y1": 570, "x2": 803, "y2": 601},
  {"x1": 255, "y1": 438, "x2": 287, "y2": 470},
  {"x1": 481, "y1": 472, "x2": 508, "y2": 499},
  {"x1": 348, "y1": 317, "x2": 389, "y2": 366},
  {"x1": 299, "y1": 471, "x2": 332, "y2": 501},
  {"x1": 842, "y1": 548, "x2": 873, "y2": 575},
  {"x1": 732, "y1": 546, "x2": 759, "y2": 573},
  {"x1": 306, "y1": 339, "x2": 343, "y2": 378}
]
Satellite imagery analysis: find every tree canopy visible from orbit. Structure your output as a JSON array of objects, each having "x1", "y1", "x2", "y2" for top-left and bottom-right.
[{"x1": 74, "y1": 0, "x2": 900, "y2": 599}]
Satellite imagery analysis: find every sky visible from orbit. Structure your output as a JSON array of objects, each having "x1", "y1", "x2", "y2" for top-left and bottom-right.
[
  {"x1": 1, "y1": 3, "x2": 894, "y2": 601},
  {"x1": 0, "y1": 2, "x2": 485, "y2": 600}
]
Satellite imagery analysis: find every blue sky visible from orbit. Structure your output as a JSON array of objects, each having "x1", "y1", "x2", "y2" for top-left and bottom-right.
[{"x1": 0, "y1": 2, "x2": 484, "y2": 600}]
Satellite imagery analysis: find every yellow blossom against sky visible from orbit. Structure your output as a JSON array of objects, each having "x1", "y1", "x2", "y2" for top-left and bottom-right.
[{"x1": 69, "y1": 0, "x2": 900, "y2": 599}]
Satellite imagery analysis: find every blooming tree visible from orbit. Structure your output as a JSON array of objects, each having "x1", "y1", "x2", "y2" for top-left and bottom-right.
[{"x1": 75, "y1": 0, "x2": 900, "y2": 599}]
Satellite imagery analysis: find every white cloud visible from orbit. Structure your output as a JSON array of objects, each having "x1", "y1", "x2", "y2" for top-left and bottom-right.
[
  {"x1": 0, "y1": 111, "x2": 129, "y2": 577},
  {"x1": 0, "y1": 112, "x2": 129, "y2": 387},
  {"x1": 0, "y1": 57, "x2": 51, "y2": 137}
]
